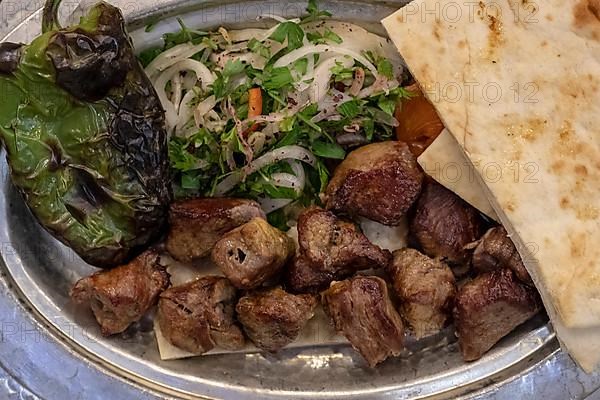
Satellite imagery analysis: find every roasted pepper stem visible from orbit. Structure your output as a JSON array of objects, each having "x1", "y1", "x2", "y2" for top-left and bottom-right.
[{"x1": 42, "y1": 0, "x2": 63, "y2": 33}]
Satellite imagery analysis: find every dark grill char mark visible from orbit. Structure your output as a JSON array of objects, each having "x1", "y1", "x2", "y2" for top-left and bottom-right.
[{"x1": 0, "y1": 43, "x2": 23, "y2": 74}]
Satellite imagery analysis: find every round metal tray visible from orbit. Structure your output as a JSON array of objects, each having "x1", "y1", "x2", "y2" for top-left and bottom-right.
[{"x1": 0, "y1": 0, "x2": 577, "y2": 398}]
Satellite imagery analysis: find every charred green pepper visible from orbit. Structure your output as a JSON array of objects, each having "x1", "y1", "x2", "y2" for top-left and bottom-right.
[{"x1": 0, "y1": 1, "x2": 172, "y2": 268}]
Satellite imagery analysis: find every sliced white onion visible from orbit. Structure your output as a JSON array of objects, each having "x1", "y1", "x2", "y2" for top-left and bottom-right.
[
  {"x1": 182, "y1": 72, "x2": 198, "y2": 90},
  {"x1": 274, "y1": 44, "x2": 378, "y2": 77},
  {"x1": 261, "y1": 122, "x2": 281, "y2": 147},
  {"x1": 302, "y1": 20, "x2": 405, "y2": 77},
  {"x1": 239, "y1": 99, "x2": 308, "y2": 131},
  {"x1": 193, "y1": 95, "x2": 217, "y2": 127},
  {"x1": 224, "y1": 143, "x2": 236, "y2": 171},
  {"x1": 292, "y1": 35, "x2": 315, "y2": 88},
  {"x1": 224, "y1": 98, "x2": 254, "y2": 163},
  {"x1": 171, "y1": 74, "x2": 183, "y2": 113},
  {"x1": 145, "y1": 43, "x2": 207, "y2": 78},
  {"x1": 230, "y1": 74, "x2": 250, "y2": 89},
  {"x1": 289, "y1": 160, "x2": 306, "y2": 191},
  {"x1": 358, "y1": 77, "x2": 400, "y2": 99},
  {"x1": 263, "y1": 122, "x2": 281, "y2": 136},
  {"x1": 206, "y1": 110, "x2": 220, "y2": 120},
  {"x1": 175, "y1": 89, "x2": 198, "y2": 134},
  {"x1": 174, "y1": 59, "x2": 215, "y2": 91},
  {"x1": 232, "y1": 22, "x2": 283, "y2": 44},
  {"x1": 247, "y1": 145, "x2": 317, "y2": 173},
  {"x1": 248, "y1": 131, "x2": 267, "y2": 153},
  {"x1": 259, "y1": 14, "x2": 289, "y2": 23},
  {"x1": 311, "y1": 90, "x2": 353, "y2": 123},
  {"x1": 349, "y1": 67, "x2": 365, "y2": 97},
  {"x1": 179, "y1": 125, "x2": 200, "y2": 138},
  {"x1": 154, "y1": 71, "x2": 179, "y2": 132},
  {"x1": 258, "y1": 197, "x2": 294, "y2": 213},
  {"x1": 286, "y1": 225, "x2": 299, "y2": 245},
  {"x1": 223, "y1": 42, "x2": 249, "y2": 53},
  {"x1": 218, "y1": 49, "x2": 267, "y2": 73},
  {"x1": 219, "y1": 27, "x2": 232, "y2": 44},
  {"x1": 257, "y1": 24, "x2": 283, "y2": 42},
  {"x1": 289, "y1": 160, "x2": 305, "y2": 178},
  {"x1": 343, "y1": 123, "x2": 361, "y2": 133},
  {"x1": 309, "y1": 56, "x2": 353, "y2": 104},
  {"x1": 229, "y1": 28, "x2": 269, "y2": 43},
  {"x1": 270, "y1": 172, "x2": 303, "y2": 191},
  {"x1": 214, "y1": 146, "x2": 317, "y2": 195},
  {"x1": 154, "y1": 60, "x2": 216, "y2": 131},
  {"x1": 205, "y1": 117, "x2": 227, "y2": 133},
  {"x1": 227, "y1": 26, "x2": 285, "y2": 54},
  {"x1": 249, "y1": 114, "x2": 287, "y2": 124},
  {"x1": 214, "y1": 172, "x2": 243, "y2": 196},
  {"x1": 301, "y1": 36, "x2": 315, "y2": 84}
]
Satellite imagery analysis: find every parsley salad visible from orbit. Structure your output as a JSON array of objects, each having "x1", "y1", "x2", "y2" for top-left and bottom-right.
[{"x1": 140, "y1": 0, "x2": 412, "y2": 229}]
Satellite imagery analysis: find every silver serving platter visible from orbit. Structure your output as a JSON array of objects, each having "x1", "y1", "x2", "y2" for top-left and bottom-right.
[{"x1": 0, "y1": 0, "x2": 579, "y2": 398}]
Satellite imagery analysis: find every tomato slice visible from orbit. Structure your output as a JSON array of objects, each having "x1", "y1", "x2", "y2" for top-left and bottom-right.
[{"x1": 395, "y1": 84, "x2": 445, "y2": 157}]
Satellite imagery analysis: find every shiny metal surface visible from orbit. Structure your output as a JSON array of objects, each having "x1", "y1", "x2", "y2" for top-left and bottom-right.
[{"x1": 0, "y1": 1, "x2": 599, "y2": 399}]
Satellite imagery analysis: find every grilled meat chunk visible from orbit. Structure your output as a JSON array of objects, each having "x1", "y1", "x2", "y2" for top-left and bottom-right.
[
  {"x1": 166, "y1": 198, "x2": 265, "y2": 263},
  {"x1": 236, "y1": 287, "x2": 318, "y2": 352},
  {"x1": 388, "y1": 248, "x2": 456, "y2": 339},
  {"x1": 472, "y1": 226, "x2": 532, "y2": 284},
  {"x1": 322, "y1": 276, "x2": 405, "y2": 367},
  {"x1": 287, "y1": 207, "x2": 391, "y2": 293},
  {"x1": 212, "y1": 218, "x2": 295, "y2": 289},
  {"x1": 410, "y1": 181, "x2": 485, "y2": 266},
  {"x1": 71, "y1": 250, "x2": 170, "y2": 336},
  {"x1": 453, "y1": 269, "x2": 541, "y2": 361},
  {"x1": 325, "y1": 141, "x2": 424, "y2": 225},
  {"x1": 157, "y1": 276, "x2": 245, "y2": 354}
]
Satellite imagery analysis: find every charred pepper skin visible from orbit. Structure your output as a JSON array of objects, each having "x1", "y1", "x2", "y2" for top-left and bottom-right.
[
  {"x1": 0, "y1": 2, "x2": 172, "y2": 268},
  {"x1": 0, "y1": 43, "x2": 23, "y2": 74}
]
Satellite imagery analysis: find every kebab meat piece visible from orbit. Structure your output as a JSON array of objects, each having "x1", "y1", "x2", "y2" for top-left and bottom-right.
[
  {"x1": 212, "y1": 218, "x2": 295, "y2": 290},
  {"x1": 287, "y1": 207, "x2": 391, "y2": 293},
  {"x1": 453, "y1": 269, "x2": 541, "y2": 361},
  {"x1": 71, "y1": 250, "x2": 170, "y2": 335},
  {"x1": 157, "y1": 276, "x2": 245, "y2": 354},
  {"x1": 388, "y1": 248, "x2": 456, "y2": 339},
  {"x1": 322, "y1": 276, "x2": 405, "y2": 367},
  {"x1": 325, "y1": 141, "x2": 424, "y2": 225},
  {"x1": 236, "y1": 287, "x2": 318, "y2": 352},
  {"x1": 410, "y1": 181, "x2": 485, "y2": 267}
]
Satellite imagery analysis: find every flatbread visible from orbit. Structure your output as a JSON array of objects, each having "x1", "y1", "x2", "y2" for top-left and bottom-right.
[
  {"x1": 418, "y1": 129, "x2": 498, "y2": 220},
  {"x1": 383, "y1": 0, "x2": 600, "y2": 371}
]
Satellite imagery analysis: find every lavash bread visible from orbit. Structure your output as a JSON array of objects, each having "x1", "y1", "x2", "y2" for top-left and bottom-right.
[{"x1": 383, "y1": 0, "x2": 600, "y2": 371}]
